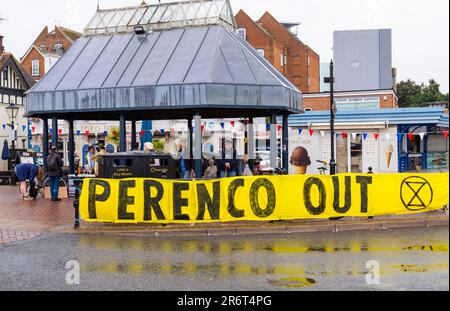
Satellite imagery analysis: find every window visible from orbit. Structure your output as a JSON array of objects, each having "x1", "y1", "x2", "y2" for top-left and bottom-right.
[
  {"x1": 256, "y1": 49, "x2": 265, "y2": 57},
  {"x1": 237, "y1": 28, "x2": 246, "y2": 40},
  {"x1": 280, "y1": 54, "x2": 287, "y2": 66},
  {"x1": 304, "y1": 108, "x2": 313, "y2": 112},
  {"x1": 3, "y1": 68, "x2": 7, "y2": 82},
  {"x1": 32, "y1": 59, "x2": 40, "y2": 77}
]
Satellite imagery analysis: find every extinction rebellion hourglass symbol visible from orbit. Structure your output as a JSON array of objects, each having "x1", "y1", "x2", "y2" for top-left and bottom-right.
[{"x1": 400, "y1": 177, "x2": 434, "y2": 211}]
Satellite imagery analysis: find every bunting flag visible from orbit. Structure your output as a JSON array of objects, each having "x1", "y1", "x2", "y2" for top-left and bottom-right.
[
  {"x1": 397, "y1": 133, "x2": 403, "y2": 141},
  {"x1": 385, "y1": 133, "x2": 390, "y2": 140},
  {"x1": 320, "y1": 131, "x2": 325, "y2": 137},
  {"x1": 170, "y1": 128, "x2": 175, "y2": 136},
  {"x1": 341, "y1": 132, "x2": 348, "y2": 139},
  {"x1": 419, "y1": 133, "x2": 425, "y2": 141},
  {"x1": 2, "y1": 124, "x2": 5, "y2": 130},
  {"x1": 277, "y1": 125, "x2": 282, "y2": 132},
  {"x1": 374, "y1": 133, "x2": 379, "y2": 140},
  {"x1": 363, "y1": 133, "x2": 368, "y2": 141},
  {"x1": 58, "y1": 129, "x2": 63, "y2": 135},
  {"x1": 49, "y1": 128, "x2": 53, "y2": 135},
  {"x1": 408, "y1": 133, "x2": 414, "y2": 141},
  {"x1": 161, "y1": 129, "x2": 165, "y2": 135},
  {"x1": 266, "y1": 123, "x2": 271, "y2": 131},
  {"x1": 22, "y1": 125, "x2": 27, "y2": 132},
  {"x1": 201, "y1": 125, "x2": 205, "y2": 132},
  {"x1": 31, "y1": 126, "x2": 36, "y2": 134},
  {"x1": 104, "y1": 131, "x2": 108, "y2": 137},
  {"x1": 220, "y1": 122, "x2": 225, "y2": 129},
  {"x1": 230, "y1": 121, "x2": 235, "y2": 127},
  {"x1": 85, "y1": 130, "x2": 90, "y2": 136},
  {"x1": 444, "y1": 131, "x2": 449, "y2": 139},
  {"x1": 141, "y1": 130, "x2": 145, "y2": 136},
  {"x1": 309, "y1": 129, "x2": 314, "y2": 136},
  {"x1": 76, "y1": 130, "x2": 81, "y2": 136},
  {"x1": 298, "y1": 128, "x2": 303, "y2": 136},
  {"x1": 351, "y1": 133, "x2": 358, "y2": 140}
]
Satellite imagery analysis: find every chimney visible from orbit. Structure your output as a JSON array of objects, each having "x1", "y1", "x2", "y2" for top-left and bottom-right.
[{"x1": 0, "y1": 35, "x2": 4, "y2": 54}]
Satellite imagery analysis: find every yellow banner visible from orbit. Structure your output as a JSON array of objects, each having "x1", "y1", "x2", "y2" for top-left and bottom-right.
[{"x1": 79, "y1": 173, "x2": 449, "y2": 224}]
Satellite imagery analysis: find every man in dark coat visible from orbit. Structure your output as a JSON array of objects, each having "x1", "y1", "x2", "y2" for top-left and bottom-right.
[{"x1": 47, "y1": 146, "x2": 64, "y2": 202}]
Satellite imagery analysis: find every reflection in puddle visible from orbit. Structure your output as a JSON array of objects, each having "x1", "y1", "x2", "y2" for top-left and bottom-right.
[
  {"x1": 268, "y1": 277, "x2": 316, "y2": 288},
  {"x1": 77, "y1": 236, "x2": 449, "y2": 254}
]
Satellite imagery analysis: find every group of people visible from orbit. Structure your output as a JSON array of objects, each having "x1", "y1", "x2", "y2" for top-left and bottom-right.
[
  {"x1": 15, "y1": 145, "x2": 63, "y2": 201},
  {"x1": 177, "y1": 142, "x2": 254, "y2": 180}
]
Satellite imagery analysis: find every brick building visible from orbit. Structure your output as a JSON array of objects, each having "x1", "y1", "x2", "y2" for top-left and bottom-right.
[
  {"x1": 21, "y1": 26, "x2": 81, "y2": 81},
  {"x1": 235, "y1": 10, "x2": 320, "y2": 93},
  {"x1": 303, "y1": 89, "x2": 398, "y2": 111}
]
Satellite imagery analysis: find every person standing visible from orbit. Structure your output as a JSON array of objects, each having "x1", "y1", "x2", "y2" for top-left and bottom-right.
[
  {"x1": 47, "y1": 146, "x2": 64, "y2": 202},
  {"x1": 85, "y1": 145, "x2": 96, "y2": 174},
  {"x1": 218, "y1": 140, "x2": 237, "y2": 178},
  {"x1": 91, "y1": 143, "x2": 109, "y2": 177},
  {"x1": 203, "y1": 159, "x2": 218, "y2": 179}
]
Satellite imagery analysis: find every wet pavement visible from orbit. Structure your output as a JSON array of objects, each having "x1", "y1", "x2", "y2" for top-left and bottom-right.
[
  {"x1": 0, "y1": 186, "x2": 73, "y2": 244},
  {"x1": 0, "y1": 227, "x2": 448, "y2": 291}
]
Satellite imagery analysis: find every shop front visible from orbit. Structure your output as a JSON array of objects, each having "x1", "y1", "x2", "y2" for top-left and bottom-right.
[{"x1": 288, "y1": 108, "x2": 448, "y2": 174}]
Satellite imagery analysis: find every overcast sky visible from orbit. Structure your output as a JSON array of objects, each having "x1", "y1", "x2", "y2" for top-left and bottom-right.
[{"x1": 0, "y1": 0, "x2": 448, "y2": 92}]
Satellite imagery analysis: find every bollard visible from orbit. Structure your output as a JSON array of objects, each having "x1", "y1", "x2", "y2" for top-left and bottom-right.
[{"x1": 73, "y1": 178, "x2": 82, "y2": 229}]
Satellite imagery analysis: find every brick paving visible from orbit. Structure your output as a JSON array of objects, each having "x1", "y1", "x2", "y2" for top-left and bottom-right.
[{"x1": 0, "y1": 186, "x2": 73, "y2": 244}]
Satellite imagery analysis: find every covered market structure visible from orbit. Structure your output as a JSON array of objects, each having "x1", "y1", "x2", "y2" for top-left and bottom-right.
[{"x1": 24, "y1": 0, "x2": 303, "y2": 177}]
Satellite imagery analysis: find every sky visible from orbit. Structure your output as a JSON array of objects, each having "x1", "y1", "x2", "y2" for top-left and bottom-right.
[{"x1": 0, "y1": 0, "x2": 448, "y2": 92}]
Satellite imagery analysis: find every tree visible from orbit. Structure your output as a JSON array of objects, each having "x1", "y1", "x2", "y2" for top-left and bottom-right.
[{"x1": 396, "y1": 79, "x2": 449, "y2": 108}]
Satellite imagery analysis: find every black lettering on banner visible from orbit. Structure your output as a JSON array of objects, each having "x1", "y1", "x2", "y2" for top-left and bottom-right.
[
  {"x1": 332, "y1": 176, "x2": 352, "y2": 213},
  {"x1": 304, "y1": 177, "x2": 326, "y2": 215},
  {"x1": 356, "y1": 176, "x2": 373, "y2": 213},
  {"x1": 227, "y1": 179, "x2": 245, "y2": 218},
  {"x1": 196, "y1": 182, "x2": 221, "y2": 220},
  {"x1": 88, "y1": 179, "x2": 110, "y2": 219},
  {"x1": 250, "y1": 178, "x2": 276, "y2": 218},
  {"x1": 118, "y1": 180, "x2": 136, "y2": 220},
  {"x1": 143, "y1": 180, "x2": 166, "y2": 221},
  {"x1": 173, "y1": 183, "x2": 190, "y2": 220}
]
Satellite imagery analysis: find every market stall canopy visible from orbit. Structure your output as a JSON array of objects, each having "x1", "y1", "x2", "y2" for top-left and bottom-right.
[{"x1": 25, "y1": 0, "x2": 302, "y2": 120}]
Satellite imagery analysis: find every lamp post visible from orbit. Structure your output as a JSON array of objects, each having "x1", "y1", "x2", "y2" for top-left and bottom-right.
[
  {"x1": 324, "y1": 60, "x2": 337, "y2": 175},
  {"x1": 5, "y1": 103, "x2": 19, "y2": 155}
]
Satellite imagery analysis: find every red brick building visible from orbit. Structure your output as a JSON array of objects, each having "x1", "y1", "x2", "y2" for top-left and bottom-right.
[
  {"x1": 303, "y1": 89, "x2": 399, "y2": 111},
  {"x1": 235, "y1": 10, "x2": 320, "y2": 93},
  {"x1": 21, "y1": 26, "x2": 81, "y2": 81}
]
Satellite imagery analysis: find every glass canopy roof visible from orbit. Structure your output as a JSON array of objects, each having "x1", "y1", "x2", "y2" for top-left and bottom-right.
[{"x1": 84, "y1": 0, "x2": 236, "y2": 36}]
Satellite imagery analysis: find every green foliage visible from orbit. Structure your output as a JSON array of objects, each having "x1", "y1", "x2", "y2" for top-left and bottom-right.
[
  {"x1": 397, "y1": 79, "x2": 449, "y2": 108},
  {"x1": 152, "y1": 140, "x2": 165, "y2": 152},
  {"x1": 106, "y1": 126, "x2": 120, "y2": 146}
]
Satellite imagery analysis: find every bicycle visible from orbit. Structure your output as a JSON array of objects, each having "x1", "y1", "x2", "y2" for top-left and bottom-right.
[
  {"x1": 26, "y1": 173, "x2": 68, "y2": 199},
  {"x1": 317, "y1": 160, "x2": 329, "y2": 175}
]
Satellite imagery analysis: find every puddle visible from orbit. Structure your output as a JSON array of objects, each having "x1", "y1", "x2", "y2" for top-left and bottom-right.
[{"x1": 268, "y1": 277, "x2": 316, "y2": 288}]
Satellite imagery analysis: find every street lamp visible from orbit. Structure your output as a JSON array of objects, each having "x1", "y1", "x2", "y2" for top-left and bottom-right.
[
  {"x1": 5, "y1": 103, "x2": 19, "y2": 154},
  {"x1": 324, "y1": 60, "x2": 337, "y2": 175}
]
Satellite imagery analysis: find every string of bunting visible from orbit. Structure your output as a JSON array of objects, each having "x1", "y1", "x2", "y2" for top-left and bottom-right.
[{"x1": 295, "y1": 129, "x2": 449, "y2": 140}]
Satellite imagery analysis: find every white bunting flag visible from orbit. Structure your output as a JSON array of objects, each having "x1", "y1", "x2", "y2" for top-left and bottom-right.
[
  {"x1": 385, "y1": 133, "x2": 390, "y2": 140},
  {"x1": 419, "y1": 133, "x2": 425, "y2": 140},
  {"x1": 351, "y1": 133, "x2": 358, "y2": 140},
  {"x1": 320, "y1": 131, "x2": 325, "y2": 137}
]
